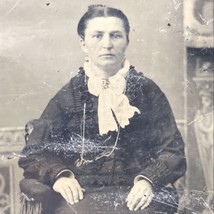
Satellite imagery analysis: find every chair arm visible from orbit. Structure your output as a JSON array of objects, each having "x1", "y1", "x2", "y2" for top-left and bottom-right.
[
  {"x1": 20, "y1": 178, "x2": 52, "y2": 202},
  {"x1": 19, "y1": 178, "x2": 55, "y2": 214}
]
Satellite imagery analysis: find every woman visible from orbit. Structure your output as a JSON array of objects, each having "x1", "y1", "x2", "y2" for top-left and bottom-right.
[{"x1": 19, "y1": 5, "x2": 186, "y2": 214}]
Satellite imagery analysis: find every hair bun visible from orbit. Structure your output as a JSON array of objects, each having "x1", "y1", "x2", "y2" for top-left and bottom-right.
[{"x1": 88, "y1": 4, "x2": 106, "y2": 11}]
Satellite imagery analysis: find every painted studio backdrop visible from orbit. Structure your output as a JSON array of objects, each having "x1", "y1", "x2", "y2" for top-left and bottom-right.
[{"x1": 0, "y1": 0, "x2": 213, "y2": 213}]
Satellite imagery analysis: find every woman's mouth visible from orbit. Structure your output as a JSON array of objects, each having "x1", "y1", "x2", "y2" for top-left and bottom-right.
[{"x1": 99, "y1": 54, "x2": 115, "y2": 57}]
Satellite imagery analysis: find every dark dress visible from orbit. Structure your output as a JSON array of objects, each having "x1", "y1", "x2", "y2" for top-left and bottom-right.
[{"x1": 19, "y1": 67, "x2": 186, "y2": 213}]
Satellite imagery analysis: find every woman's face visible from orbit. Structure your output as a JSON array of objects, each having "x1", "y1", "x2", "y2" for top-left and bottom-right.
[{"x1": 80, "y1": 17, "x2": 128, "y2": 71}]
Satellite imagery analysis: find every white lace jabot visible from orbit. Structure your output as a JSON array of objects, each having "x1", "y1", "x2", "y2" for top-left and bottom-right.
[{"x1": 84, "y1": 60, "x2": 140, "y2": 135}]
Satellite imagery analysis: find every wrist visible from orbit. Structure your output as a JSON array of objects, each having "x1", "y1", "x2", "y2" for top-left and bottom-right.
[
  {"x1": 55, "y1": 169, "x2": 75, "y2": 181},
  {"x1": 134, "y1": 175, "x2": 153, "y2": 186}
]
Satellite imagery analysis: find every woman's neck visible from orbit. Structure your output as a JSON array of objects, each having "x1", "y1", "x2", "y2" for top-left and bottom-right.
[{"x1": 90, "y1": 63, "x2": 122, "y2": 79}]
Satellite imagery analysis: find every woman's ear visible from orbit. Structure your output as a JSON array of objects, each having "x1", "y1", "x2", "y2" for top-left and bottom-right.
[{"x1": 80, "y1": 38, "x2": 88, "y2": 53}]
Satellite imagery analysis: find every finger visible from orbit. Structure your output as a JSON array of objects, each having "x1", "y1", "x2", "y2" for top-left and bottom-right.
[
  {"x1": 127, "y1": 192, "x2": 142, "y2": 211},
  {"x1": 64, "y1": 187, "x2": 75, "y2": 205},
  {"x1": 127, "y1": 187, "x2": 142, "y2": 205},
  {"x1": 77, "y1": 187, "x2": 84, "y2": 200},
  {"x1": 127, "y1": 190, "x2": 138, "y2": 207},
  {"x1": 73, "y1": 179, "x2": 84, "y2": 200},
  {"x1": 53, "y1": 182, "x2": 60, "y2": 192},
  {"x1": 141, "y1": 194, "x2": 153, "y2": 210},
  {"x1": 128, "y1": 197, "x2": 142, "y2": 211},
  {"x1": 134, "y1": 195, "x2": 148, "y2": 211},
  {"x1": 126, "y1": 187, "x2": 139, "y2": 202},
  {"x1": 69, "y1": 185, "x2": 79, "y2": 203},
  {"x1": 59, "y1": 187, "x2": 73, "y2": 205}
]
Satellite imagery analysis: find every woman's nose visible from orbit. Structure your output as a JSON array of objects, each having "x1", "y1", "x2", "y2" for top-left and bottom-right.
[{"x1": 102, "y1": 35, "x2": 113, "y2": 49}]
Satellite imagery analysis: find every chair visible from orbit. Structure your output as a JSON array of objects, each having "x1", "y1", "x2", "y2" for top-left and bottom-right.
[
  {"x1": 20, "y1": 178, "x2": 53, "y2": 214},
  {"x1": 19, "y1": 121, "x2": 54, "y2": 214}
]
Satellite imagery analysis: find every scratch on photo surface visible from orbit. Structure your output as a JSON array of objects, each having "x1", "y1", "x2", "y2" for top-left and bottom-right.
[
  {"x1": 199, "y1": 14, "x2": 214, "y2": 25},
  {"x1": 0, "y1": 205, "x2": 11, "y2": 213},
  {"x1": 201, "y1": 198, "x2": 214, "y2": 214},
  {"x1": 25, "y1": 105, "x2": 42, "y2": 114},
  {"x1": 4, "y1": 92, "x2": 38, "y2": 104},
  {"x1": 40, "y1": 81, "x2": 56, "y2": 88},
  {"x1": 67, "y1": 203, "x2": 78, "y2": 214},
  {"x1": 152, "y1": 197, "x2": 200, "y2": 213},
  {"x1": 187, "y1": 111, "x2": 213, "y2": 126},
  {"x1": 4, "y1": 0, "x2": 22, "y2": 16},
  {"x1": 0, "y1": 92, "x2": 37, "y2": 97},
  {"x1": 152, "y1": 198, "x2": 179, "y2": 209}
]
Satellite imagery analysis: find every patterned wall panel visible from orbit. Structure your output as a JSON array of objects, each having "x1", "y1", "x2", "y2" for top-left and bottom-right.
[
  {"x1": 0, "y1": 127, "x2": 25, "y2": 154},
  {"x1": 0, "y1": 127, "x2": 25, "y2": 214},
  {"x1": 0, "y1": 165, "x2": 14, "y2": 214}
]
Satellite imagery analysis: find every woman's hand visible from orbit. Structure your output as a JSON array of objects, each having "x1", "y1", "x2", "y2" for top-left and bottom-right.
[
  {"x1": 126, "y1": 179, "x2": 154, "y2": 211},
  {"x1": 53, "y1": 177, "x2": 85, "y2": 205}
]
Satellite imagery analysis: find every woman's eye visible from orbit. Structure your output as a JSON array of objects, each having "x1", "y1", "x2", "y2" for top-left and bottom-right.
[
  {"x1": 111, "y1": 34, "x2": 122, "y2": 39},
  {"x1": 93, "y1": 34, "x2": 103, "y2": 39}
]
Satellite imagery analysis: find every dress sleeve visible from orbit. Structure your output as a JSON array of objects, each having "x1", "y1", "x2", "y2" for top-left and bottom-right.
[
  {"x1": 18, "y1": 92, "x2": 73, "y2": 186},
  {"x1": 138, "y1": 79, "x2": 186, "y2": 187}
]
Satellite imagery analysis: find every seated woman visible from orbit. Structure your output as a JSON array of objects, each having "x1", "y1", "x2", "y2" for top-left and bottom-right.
[{"x1": 19, "y1": 5, "x2": 186, "y2": 214}]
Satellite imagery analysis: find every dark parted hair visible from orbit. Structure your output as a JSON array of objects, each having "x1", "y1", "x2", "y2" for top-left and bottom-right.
[{"x1": 77, "y1": 5, "x2": 130, "y2": 42}]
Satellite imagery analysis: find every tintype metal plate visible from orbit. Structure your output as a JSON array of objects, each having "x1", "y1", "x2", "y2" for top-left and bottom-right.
[{"x1": 0, "y1": 0, "x2": 213, "y2": 213}]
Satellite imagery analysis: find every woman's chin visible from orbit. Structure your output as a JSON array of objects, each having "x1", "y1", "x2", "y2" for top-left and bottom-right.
[{"x1": 97, "y1": 61, "x2": 122, "y2": 71}]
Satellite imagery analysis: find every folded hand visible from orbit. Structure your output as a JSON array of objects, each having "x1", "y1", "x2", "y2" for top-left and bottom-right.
[
  {"x1": 126, "y1": 179, "x2": 153, "y2": 211},
  {"x1": 53, "y1": 177, "x2": 85, "y2": 205}
]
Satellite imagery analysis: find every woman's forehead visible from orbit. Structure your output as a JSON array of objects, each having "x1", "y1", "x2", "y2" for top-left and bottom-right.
[{"x1": 85, "y1": 17, "x2": 126, "y2": 33}]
